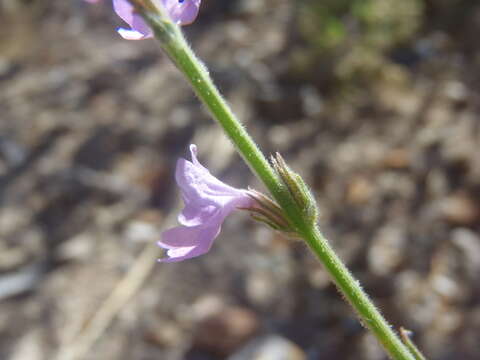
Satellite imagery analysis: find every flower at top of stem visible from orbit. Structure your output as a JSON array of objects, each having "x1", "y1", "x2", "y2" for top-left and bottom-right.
[
  {"x1": 158, "y1": 145, "x2": 254, "y2": 262},
  {"x1": 85, "y1": 0, "x2": 201, "y2": 40}
]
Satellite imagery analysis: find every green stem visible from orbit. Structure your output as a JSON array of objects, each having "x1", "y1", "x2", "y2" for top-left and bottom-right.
[
  {"x1": 140, "y1": 7, "x2": 417, "y2": 360},
  {"x1": 301, "y1": 226, "x2": 416, "y2": 360},
  {"x1": 144, "y1": 11, "x2": 304, "y2": 228},
  {"x1": 400, "y1": 328, "x2": 427, "y2": 360}
]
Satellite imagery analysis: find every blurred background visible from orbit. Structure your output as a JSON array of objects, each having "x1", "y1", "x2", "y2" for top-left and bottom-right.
[{"x1": 0, "y1": 0, "x2": 479, "y2": 359}]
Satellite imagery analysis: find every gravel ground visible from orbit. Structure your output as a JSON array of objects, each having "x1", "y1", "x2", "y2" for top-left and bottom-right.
[{"x1": 0, "y1": 1, "x2": 479, "y2": 359}]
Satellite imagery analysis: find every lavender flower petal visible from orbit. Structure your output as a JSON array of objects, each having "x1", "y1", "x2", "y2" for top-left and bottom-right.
[
  {"x1": 163, "y1": 0, "x2": 201, "y2": 25},
  {"x1": 158, "y1": 145, "x2": 253, "y2": 262},
  {"x1": 85, "y1": 0, "x2": 202, "y2": 39},
  {"x1": 158, "y1": 221, "x2": 220, "y2": 262},
  {"x1": 113, "y1": 0, "x2": 153, "y2": 40}
]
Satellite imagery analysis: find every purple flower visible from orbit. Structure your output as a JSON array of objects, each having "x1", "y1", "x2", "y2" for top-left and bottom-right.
[
  {"x1": 163, "y1": 0, "x2": 202, "y2": 25},
  {"x1": 86, "y1": 0, "x2": 201, "y2": 40},
  {"x1": 158, "y1": 145, "x2": 254, "y2": 262},
  {"x1": 113, "y1": 0, "x2": 154, "y2": 40}
]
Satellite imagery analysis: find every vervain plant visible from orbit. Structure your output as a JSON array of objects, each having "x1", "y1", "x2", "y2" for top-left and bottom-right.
[{"x1": 85, "y1": 1, "x2": 427, "y2": 359}]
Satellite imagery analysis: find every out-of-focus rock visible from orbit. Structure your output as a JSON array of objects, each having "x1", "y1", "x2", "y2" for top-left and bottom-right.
[
  {"x1": 368, "y1": 225, "x2": 406, "y2": 276},
  {"x1": 301, "y1": 86, "x2": 324, "y2": 117},
  {"x1": 124, "y1": 218, "x2": 159, "y2": 244},
  {"x1": 437, "y1": 192, "x2": 479, "y2": 226},
  {"x1": 443, "y1": 81, "x2": 468, "y2": 105},
  {"x1": 235, "y1": 0, "x2": 268, "y2": 15},
  {"x1": 0, "y1": 229, "x2": 43, "y2": 269},
  {"x1": 431, "y1": 307, "x2": 463, "y2": 335},
  {"x1": 144, "y1": 320, "x2": 184, "y2": 348},
  {"x1": 359, "y1": 333, "x2": 384, "y2": 360},
  {"x1": 0, "y1": 263, "x2": 46, "y2": 300},
  {"x1": 244, "y1": 235, "x2": 295, "y2": 308},
  {"x1": 228, "y1": 335, "x2": 305, "y2": 360},
  {"x1": 430, "y1": 273, "x2": 463, "y2": 301},
  {"x1": 192, "y1": 306, "x2": 260, "y2": 356},
  {"x1": 190, "y1": 295, "x2": 226, "y2": 321},
  {"x1": 0, "y1": 206, "x2": 31, "y2": 236},
  {"x1": 9, "y1": 328, "x2": 44, "y2": 360},
  {"x1": 245, "y1": 270, "x2": 278, "y2": 307},
  {"x1": 382, "y1": 148, "x2": 411, "y2": 169},
  {"x1": 429, "y1": 245, "x2": 469, "y2": 303},
  {"x1": 451, "y1": 228, "x2": 480, "y2": 278},
  {"x1": 346, "y1": 175, "x2": 374, "y2": 205},
  {"x1": 57, "y1": 232, "x2": 93, "y2": 262}
]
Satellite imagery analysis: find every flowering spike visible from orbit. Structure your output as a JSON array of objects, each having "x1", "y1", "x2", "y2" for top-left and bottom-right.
[
  {"x1": 85, "y1": 0, "x2": 202, "y2": 40},
  {"x1": 158, "y1": 144, "x2": 253, "y2": 262}
]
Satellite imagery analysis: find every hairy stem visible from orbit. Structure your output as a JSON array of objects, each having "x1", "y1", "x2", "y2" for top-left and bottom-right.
[
  {"x1": 301, "y1": 226, "x2": 416, "y2": 360},
  {"x1": 139, "y1": 5, "x2": 417, "y2": 360},
  {"x1": 142, "y1": 9, "x2": 305, "y2": 226}
]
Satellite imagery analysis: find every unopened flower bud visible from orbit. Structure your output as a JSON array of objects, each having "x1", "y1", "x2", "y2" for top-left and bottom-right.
[{"x1": 271, "y1": 153, "x2": 318, "y2": 225}]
